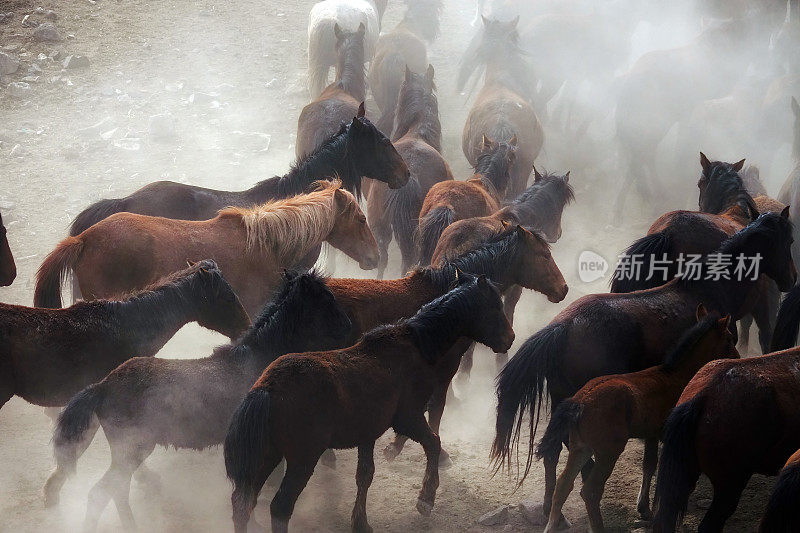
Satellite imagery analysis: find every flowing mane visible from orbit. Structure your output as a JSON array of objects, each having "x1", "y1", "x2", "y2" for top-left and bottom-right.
[
  {"x1": 506, "y1": 171, "x2": 575, "y2": 225},
  {"x1": 218, "y1": 180, "x2": 351, "y2": 259}
]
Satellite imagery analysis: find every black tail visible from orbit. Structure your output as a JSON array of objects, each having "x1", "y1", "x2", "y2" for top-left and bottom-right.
[
  {"x1": 372, "y1": 51, "x2": 406, "y2": 136},
  {"x1": 52, "y1": 384, "x2": 104, "y2": 475},
  {"x1": 760, "y1": 460, "x2": 800, "y2": 532},
  {"x1": 771, "y1": 284, "x2": 800, "y2": 351},
  {"x1": 416, "y1": 205, "x2": 455, "y2": 266},
  {"x1": 224, "y1": 388, "x2": 272, "y2": 496},
  {"x1": 491, "y1": 322, "x2": 569, "y2": 479},
  {"x1": 610, "y1": 231, "x2": 673, "y2": 293},
  {"x1": 536, "y1": 399, "x2": 582, "y2": 462},
  {"x1": 69, "y1": 198, "x2": 128, "y2": 236},
  {"x1": 385, "y1": 176, "x2": 423, "y2": 268},
  {"x1": 652, "y1": 395, "x2": 707, "y2": 533}
]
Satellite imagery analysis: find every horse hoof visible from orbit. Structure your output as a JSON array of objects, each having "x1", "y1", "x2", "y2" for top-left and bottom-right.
[
  {"x1": 247, "y1": 518, "x2": 268, "y2": 533},
  {"x1": 556, "y1": 514, "x2": 572, "y2": 530},
  {"x1": 382, "y1": 443, "x2": 400, "y2": 462},
  {"x1": 351, "y1": 521, "x2": 373, "y2": 533},
  {"x1": 416, "y1": 498, "x2": 433, "y2": 516}
]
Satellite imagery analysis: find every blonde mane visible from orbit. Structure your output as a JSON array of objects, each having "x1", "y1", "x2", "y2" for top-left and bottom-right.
[{"x1": 218, "y1": 179, "x2": 353, "y2": 259}]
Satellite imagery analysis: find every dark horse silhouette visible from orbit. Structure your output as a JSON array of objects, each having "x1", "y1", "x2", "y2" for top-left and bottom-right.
[{"x1": 0, "y1": 211, "x2": 15, "y2": 286}]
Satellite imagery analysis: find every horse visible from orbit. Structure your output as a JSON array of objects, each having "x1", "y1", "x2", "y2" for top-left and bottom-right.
[
  {"x1": 0, "y1": 211, "x2": 16, "y2": 286},
  {"x1": 366, "y1": 65, "x2": 453, "y2": 277},
  {"x1": 34, "y1": 181, "x2": 379, "y2": 317},
  {"x1": 0, "y1": 260, "x2": 249, "y2": 421},
  {"x1": 651, "y1": 283, "x2": 800, "y2": 533},
  {"x1": 777, "y1": 96, "x2": 800, "y2": 263},
  {"x1": 298, "y1": 24, "x2": 368, "y2": 159},
  {"x1": 224, "y1": 274, "x2": 516, "y2": 533},
  {"x1": 759, "y1": 448, "x2": 800, "y2": 532},
  {"x1": 492, "y1": 210, "x2": 796, "y2": 527},
  {"x1": 458, "y1": 16, "x2": 543, "y2": 200},
  {"x1": 416, "y1": 135, "x2": 516, "y2": 265},
  {"x1": 538, "y1": 306, "x2": 738, "y2": 532},
  {"x1": 369, "y1": 0, "x2": 442, "y2": 134},
  {"x1": 45, "y1": 270, "x2": 351, "y2": 530},
  {"x1": 307, "y1": 0, "x2": 385, "y2": 98}
]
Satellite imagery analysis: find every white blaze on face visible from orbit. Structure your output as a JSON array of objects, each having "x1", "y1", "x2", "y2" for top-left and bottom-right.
[{"x1": 578, "y1": 250, "x2": 609, "y2": 283}]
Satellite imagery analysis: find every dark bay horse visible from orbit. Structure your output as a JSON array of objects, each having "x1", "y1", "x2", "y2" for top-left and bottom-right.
[
  {"x1": 538, "y1": 307, "x2": 737, "y2": 532},
  {"x1": 759, "y1": 448, "x2": 800, "y2": 532},
  {"x1": 224, "y1": 274, "x2": 515, "y2": 533},
  {"x1": 416, "y1": 135, "x2": 516, "y2": 265},
  {"x1": 0, "y1": 211, "x2": 16, "y2": 286},
  {"x1": 367, "y1": 65, "x2": 453, "y2": 277},
  {"x1": 297, "y1": 24, "x2": 368, "y2": 159},
  {"x1": 652, "y1": 283, "x2": 800, "y2": 533},
  {"x1": 0, "y1": 260, "x2": 249, "y2": 417},
  {"x1": 493, "y1": 211, "x2": 796, "y2": 527},
  {"x1": 46, "y1": 270, "x2": 351, "y2": 530},
  {"x1": 459, "y1": 16, "x2": 543, "y2": 200},
  {"x1": 35, "y1": 182, "x2": 378, "y2": 317}
]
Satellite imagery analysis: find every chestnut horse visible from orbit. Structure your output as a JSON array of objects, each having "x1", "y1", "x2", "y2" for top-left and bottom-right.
[
  {"x1": 493, "y1": 211, "x2": 796, "y2": 527},
  {"x1": 297, "y1": 24, "x2": 367, "y2": 159},
  {"x1": 538, "y1": 307, "x2": 737, "y2": 532},
  {"x1": 0, "y1": 211, "x2": 16, "y2": 286},
  {"x1": 759, "y1": 448, "x2": 800, "y2": 532},
  {"x1": 46, "y1": 270, "x2": 351, "y2": 530},
  {"x1": 367, "y1": 65, "x2": 453, "y2": 277},
  {"x1": 34, "y1": 181, "x2": 379, "y2": 317},
  {"x1": 416, "y1": 135, "x2": 516, "y2": 265},
  {"x1": 0, "y1": 260, "x2": 249, "y2": 418},
  {"x1": 458, "y1": 16, "x2": 542, "y2": 200},
  {"x1": 652, "y1": 284, "x2": 800, "y2": 532},
  {"x1": 224, "y1": 274, "x2": 515, "y2": 533}
]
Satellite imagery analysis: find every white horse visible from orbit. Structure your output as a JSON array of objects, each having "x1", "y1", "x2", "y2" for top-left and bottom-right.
[{"x1": 307, "y1": 0, "x2": 386, "y2": 98}]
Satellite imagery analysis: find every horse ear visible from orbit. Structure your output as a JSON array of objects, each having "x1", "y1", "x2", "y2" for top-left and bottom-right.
[
  {"x1": 732, "y1": 159, "x2": 746, "y2": 172},
  {"x1": 334, "y1": 23, "x2": 343, "y2": 40},
  {"x1": 482, "y1": 134, "x2": 495, "y2": 150},
  {"x1": 564, "y1": 171, "x2": 570, "y2": 183},
  {"x1": 426, "y1": 64, "x2": 435, "y2": 83},
  {"x1": 696, "y1": 303, "x2": 708, "y2": 321},
  {"x1": 719, "y1": 315, "x2": 732, "y2": 330},
  {"x1": 533, "y1": 166, "x2": 542, "y2": 182},
  {"x1": 186, "y1": 260, "x2": 195, "y2": 267},
  {"x1": 515, "y1": 224, "x2": 527, "y2": 237},
  {"x1": 781, "y1": 205, "x2": 791, "y2": 219},
  {"x1": 699, "y1": 152, "x2": 711, "y2": 174},
  {"x1": 357, "y1": 101, "x2": 366, "y2": 118},
  {"x1": 508, "y1": 134, "x2": 518, "y2": 147},
  {"x1": 357, "y1": 22, "x2": 366, "y2": 35},
  {"x1": 792, "y1": 96, "x2": 800, "y2": 117}
]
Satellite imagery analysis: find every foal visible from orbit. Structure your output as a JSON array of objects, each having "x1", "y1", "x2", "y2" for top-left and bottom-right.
[
  {"x1": 416, "y1": 135, "x2": 516, "y2": 265},
  {"x1": 539, "y1": 307, "x2": 737, "y2": 532},
  {"x1": 0, "y1": 260, "x2": 249, "y2": 415},
  {"x1": 46, "y1": 270, "x2": 351, "y2": 530},
  {"x1": 225, "y1": 274, "x2": 515, "y2": 533},
  {"x1": 0, "y1": 210, "x2": 15, "y2": 286}
]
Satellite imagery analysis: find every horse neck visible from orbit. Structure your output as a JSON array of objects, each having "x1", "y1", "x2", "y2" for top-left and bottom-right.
[
  {"x1": 406, "y1": 306, "x2": 471, "y2": 364},
  {"x1": 336, "y1": 46, "x2": 366, "y2": 101},
  {"x1": 484, "y1": 54, "x2": 534, "y2": 99},
  {"x1": 446, "y1": 245, "x2": 517, "y2": 291},
  {"x1": 508, "y1": 189, "x2": 552, "y2": 227},
  {"x1": 474, "y1": 160, "x2": 509, "y2": 199},
  {"x1": 663, "y1": 343, "x2": 723, "y2": 386},
  {"x1": 394, "y1": 108, "x2": 442, "y2": 152}
]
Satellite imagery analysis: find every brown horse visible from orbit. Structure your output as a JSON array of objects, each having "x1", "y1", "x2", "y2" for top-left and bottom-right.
[
  {"x1": 493, "y1": 211, "x2": 795, "y2": 527},
  {"x1": 458, "y1": 16, "x2": 543, "y2": 200},
  {"x1": 652, "y1": 284, "x2": 800, "y2": 533},
  {"x1": 416, "y1": 135, "x2": 516, "y2": 265},
  {"x1": 45, "y1": 270, "x2": 351, "y2": 530},
  {"x1": 367, "y1": 65, "x2": 453, "y2": 277},
  {"x1": 297, "y1": 24, "x2": 367, "y2": 159},
  {"x1": 34, "y1": 181, "x2": 379, "y2": 317},
  {"x1": 224, "y1": 274, "x2": 515, "y2": 533},
  {"x1": 759, "y1": 448, "x2": 800, "y2": 532},
  {"x1": 369, "y1": 0, "x2": 442, "y2": 134},
  {"x1": 0, "y1": 260, "x2": 249, "y2": 418},
  {"x1": 538, "y1": 307, "x2": 737, "y2": 532},
  {"x1": 0, "y1": 211, "x2": 16, "y2": 286}
]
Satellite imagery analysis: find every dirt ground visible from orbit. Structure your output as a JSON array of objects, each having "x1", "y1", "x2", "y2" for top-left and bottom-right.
[{"x1": 0, "y1": 0, "x2": 779, "y2": 531}]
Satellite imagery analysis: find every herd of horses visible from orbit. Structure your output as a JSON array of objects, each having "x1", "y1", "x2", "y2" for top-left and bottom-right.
[{"x1": 4, "y1": 0, "x2": 800, "y2": 531}]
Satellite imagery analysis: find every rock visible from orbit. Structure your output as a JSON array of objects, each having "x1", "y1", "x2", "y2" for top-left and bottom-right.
[
  {"x1": 21, "y1": 14, "x2": 36, "y2": 27},
  {"x1": 45, "y1": 10, "x2": 57, "y2": 21},
  {"x1": 35, "y1": 7, "x2": 45, "y2": 14},
  {"x1": 7, "y1": 81, "x2": 31, "y2": 98},
  {"x1": 518, "y1": 500, "x2": 548, "y2": 526},
  {"x1": 28, "y1": 64, "x2": 42, "y2": 75},
  {"x1": 477, "y1": 506, "x2": 510, "y2": 526},
  {"x1": 62, "y1": 55, "x2": 89, "y2": 69},
  {"x1": 148, "y1": 113, "x2": 176, "y2": 141},
  {"x1": 20, "y1": 75, "x2": 39, "y2": 83},
  {"x1": 0, "y1": 51, "x2": 19, "y2": 75},
  {"x1": 33, "y1": 22, "x2": 62, "y2": 42}
]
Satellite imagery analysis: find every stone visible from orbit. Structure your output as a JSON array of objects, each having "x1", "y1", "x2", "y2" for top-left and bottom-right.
[
  {"x1": 33, "y1": 22, "x2": 62, "y2": 42},
  {"x1": 28, "y1": 64, "x2": 42, "y2": 75},
  {"x1": 35, "y1": 7, "x2": 45, "y2": 14},
  {"x1": 7, "y1": 81, "x2": 31, "y2": 98},
  {"x1": 518, "y1": 500, "x2": 548, "y2": 526},
  {"x1": 477, "y1": 506, "x2": 510, "y2": 526},
  {"x1": 45, "y1": 10, "x2": 57, "y2": 21},
  {"x1": 21, "y1": 14, "x2": 36, "y2": 27},
  {"x1": 0, "y1": 51, "x2": 19, "y2": 75},
  {"x1": 62, "y1": 55, "x2": 89, "y2": 69}
]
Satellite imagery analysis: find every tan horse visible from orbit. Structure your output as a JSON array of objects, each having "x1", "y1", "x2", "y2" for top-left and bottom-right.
[{"x1": 34, "y1": 181, "x2": 379, "y2": 317}]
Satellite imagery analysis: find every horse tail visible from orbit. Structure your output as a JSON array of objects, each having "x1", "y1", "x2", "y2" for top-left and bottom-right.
[
  {"x1": 224, "y1": 388, "x2": 272, "y2": 502},
  {"x1": 535, "y1": 399, "x2": 582, "y2": 462},
  {"x1": 610, "y1": 231, "x2": 673, "y2": 293},
  {"x1": 416, "y1": 205, "x2": 455, "y2": 266},
  {"x1": 52, "y1": 384, "x2": 105, "y2": 475},
  {"x1": 385, "y1": 176, "x2": 423, "y2": 267},
  {"x1": 34, "y1": 236, "x2": 84, "y2": 308},
  {"x1": 652, "y1": 395, "x2": 707, "y2": 533},
  {"x1": 760, "y1": 456, "x2": 800, "y2": 532},
  {"x1": 373, "y1": 52, "x2": 405, "y2": 136},
  {"x1": 69, "y1": 198, "x2": 127, "y2": 237},
  {"x1": 771, "y1": 284, "x2": 800, "y2": 351},
  {"x1": 491, "y1": 322, "x2": 569, "y2": 479}
]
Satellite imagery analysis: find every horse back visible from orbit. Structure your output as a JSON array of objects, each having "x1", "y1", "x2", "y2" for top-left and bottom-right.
[
  {"x1": 296, "y1": 94, "x2": 359, "y2": 158},
  {"x1": 394, "y1": 136, "x2": 452, "y2": 192}
]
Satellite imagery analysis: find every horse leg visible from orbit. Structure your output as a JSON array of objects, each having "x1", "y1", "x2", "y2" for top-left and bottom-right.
[
  {"x1": 541, "y1": 437, "x2": 573, "y2": 529},
  {"x1": 132, "y1": 460, "x2": 161, "y2": 493},
  {"x1": 754, "y1": 284, "x2": 779, "y2": 354},
  {"x1": 112, "y1": 442, "x2": 154, "y2": 531},
  {"x1": 43, "y1": 414, "x2": 101, "y2": 507},
  {"x1": 498, "y1": 285, "x2": 523, "y2": 372},
  {"x1": 698, "y1": 475, "x2": 750, "y2": 533},
  {"x1": 372, "y1": 218, "x2": 393, "y2": 280},
  {"x1": 270, "y1": 455, "x2": 320, "y2": 533},
  {"x1": 403, "y1": 415, "x2": 441, "y2": 516},
  {"x1": 453, "y1": 343, "x2": 475, "y2": 396},
  {"x1": 351, "y1": 442, "x2": 376, "y2": 533},
  {"x1": 384, "y1": 379, "x2": 449, "y2": 466},
  {"x1": 543, "y1": 444, "x2": 591, "y2": 533},
  {"x1": 636, "y1": 438, "x2": 658, "y2": 520},
  {"x1": 231, "y1": 447, "x2": 283, "y2": 533},
  {"x1": 580, "y1": 449, "x2": 623, "y2": 533}
]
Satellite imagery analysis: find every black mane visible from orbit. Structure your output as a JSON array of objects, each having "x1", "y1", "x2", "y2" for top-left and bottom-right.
[
  {"x1": 335, "y1": 27, "x2": 367, "y2": 102},
  {"x1": 507, "y1": 172, "x2": 575, "y2": 227},
  {"x1": 474, "y1": 143, "x2": 514, "y2": 194},
  {"x1": 393, "y1": 72, "x2": 442, "y2": 152},
  {"x1": 661, "y1": 314, "x2": 720, "y2": 372},
  {"x1": 700, "y1": 161, "x2": 758, "y2": 220}
]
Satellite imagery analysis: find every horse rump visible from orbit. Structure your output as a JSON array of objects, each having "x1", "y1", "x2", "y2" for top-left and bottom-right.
[
  {"x1": 52, "y1": 384, "x2": 105, "y2": 475},
  {"x1": 416, "y1": 204, "x2": 455, "y2": 266},
  {"x1": 610, "y1": 231, "x2": 673, "y2": 293},
  {"x1": 34, "y1": 236, "x2": 84, "y2": 308},
  {"x1": 69, "y1": 197, "x2": 128, "y2": 237},
  {"x1": 386, "y1": 176, "x2": 423, "y2": 264},
  {"x1": 536, "y1": 399, "x2": 582, "y2": 462},
  {"x1": 224, "y1": 388, "x2": 273, "y2": 496}
]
